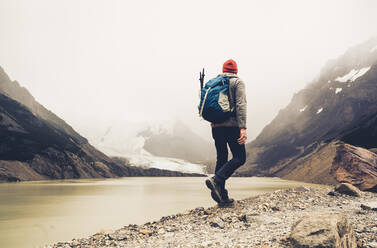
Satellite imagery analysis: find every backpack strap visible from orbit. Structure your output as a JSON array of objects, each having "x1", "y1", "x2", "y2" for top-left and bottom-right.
[{"x1": 229, "y1": 77, "x2": 239, "y2": 115}]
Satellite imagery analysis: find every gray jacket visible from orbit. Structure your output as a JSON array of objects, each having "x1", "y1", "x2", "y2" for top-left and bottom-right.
[{"x1": 211, "y1": 72, "x2": 247, "y2": 129}]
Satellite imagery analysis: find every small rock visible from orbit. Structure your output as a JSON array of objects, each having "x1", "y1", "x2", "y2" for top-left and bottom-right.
[
  {"x1": 259, "y1": 203, "x2": 270, "y2": 211},
  {"x1": 157, "y1": 228, "x2": 165, "y2": 235},
  {"x1": 368, "y1": 241, "x2": 377, "y2": 247},
  {"x1": 361, "y1": 204, "x2": 372, "y2": 210},
  {"x1": 294, "y1": 186, "x2": 310, "y2": 192},
  {"x1": 356, "y1": 240, "x2": 363, "y2": 247},
  {"x1": 203, "y1": 209, "x2": 211, "y2": 215},
  {"x1": 71, "y1": 240, "x2": 80, "y2": 246},
  {"x1": 271, "y1": 206, "x2": 280, "y2": 211},
  {"x1": 138, "y1": 229, "x2": 153, "y2": 236},
  {"x1": 239, "y1": 214, "x2": 247, "y2": 222},
  {"x1": 210, "y1": 217, "x2": 225, "y2": 229},
  {"x1": 361, "y1": 202, "x2": 377, "y2": 211},
  {"x1": 334, "y1": 183, "x2": 362, "y2": 197}
]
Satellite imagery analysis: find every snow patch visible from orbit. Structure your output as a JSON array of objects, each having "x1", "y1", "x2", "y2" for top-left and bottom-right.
[
  {"x1": 127, "y1": 155, "x2": 204, "y2": 174},
  {"x1": 316, "y1": 108, "x2": 323, "y2": 114},
  {"x1": 352, "y1": 67, "x2": 371, "y2": 81},
  {"x1": 335, "y1": 66, "x2": 371, "y2": 83},
  {"x1": 335, "y1": 88, "x2": 342, "y2": 94},
  {"x1": 370, "y1": 45, "x2": 377, "y2": 53},
  {"x1": 335, "y1": 69, "x2": 358, "y2": 82},
  {"x1": 299, "y1": 105, "x2": 308, "y2": 112}
]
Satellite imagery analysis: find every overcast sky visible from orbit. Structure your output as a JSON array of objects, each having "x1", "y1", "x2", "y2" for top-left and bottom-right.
[{"x1": 1, "y1": 0, "x2": 377, "y2": 140}]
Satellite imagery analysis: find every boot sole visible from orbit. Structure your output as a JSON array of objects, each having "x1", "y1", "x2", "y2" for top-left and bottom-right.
[
  {"x1": 218, "y1": 201, "x2": 235, "y2": 208},
  {"x1": 205, "y1": 179, "x2": 222, "y2": 203}
]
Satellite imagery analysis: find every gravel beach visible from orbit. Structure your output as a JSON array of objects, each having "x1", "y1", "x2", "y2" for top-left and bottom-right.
[{"x1": 49, "y1": 186, "x2": 377, "y2": 248}]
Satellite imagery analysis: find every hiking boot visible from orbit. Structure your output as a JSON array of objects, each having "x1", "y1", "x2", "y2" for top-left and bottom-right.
[
  {"x1": 210, "y1": 191, "x2": 221, "y2": 204},
  {"x1": 219, "y1": 188, "x2": 234, "y2": 207},
  {"x1": 218, "y1": 200, "x2": 235, "y2": 208},
  {"x1": 205, "y1": 177, "x2": 223, "y2": 203}
]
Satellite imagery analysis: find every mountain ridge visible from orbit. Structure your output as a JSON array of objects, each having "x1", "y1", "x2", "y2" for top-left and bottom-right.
[
  {"x1": 0, "y1": 67, "x2": 204, "y2": 182},
  {"x1": 238, "y1": 37, "x2": 377, "y2": 191}
]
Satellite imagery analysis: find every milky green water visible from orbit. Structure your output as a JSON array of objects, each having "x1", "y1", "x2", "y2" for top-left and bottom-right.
[{"x1": 0, "y1": 177, "x2": 320, "y2": 248}]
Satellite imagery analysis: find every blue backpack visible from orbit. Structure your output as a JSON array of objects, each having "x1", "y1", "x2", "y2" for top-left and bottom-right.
[{"x1": 198, "y1": 75, "x2": 233, "y2": 123}]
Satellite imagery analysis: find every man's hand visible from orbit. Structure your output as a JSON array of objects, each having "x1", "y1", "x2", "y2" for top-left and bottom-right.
[{"x1": 238, "y1": 128, "x2": 247, "y2": 145}]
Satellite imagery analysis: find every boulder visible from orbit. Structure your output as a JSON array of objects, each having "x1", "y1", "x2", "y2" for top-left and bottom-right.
[
  {"x1": 289, "y1": 212, "x2": 357, "y2": 248},
  {"x1": 331, "y1": 144, "x2": 377, "y2": 192},
  {"x1": 334, "y1": 183, "x2": 362, "y2": 197}
]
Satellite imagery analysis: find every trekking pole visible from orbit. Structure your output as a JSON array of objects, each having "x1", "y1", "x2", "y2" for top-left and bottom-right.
[{"x1": 199, "y1": 68, "x2": 205, "y2": 89}]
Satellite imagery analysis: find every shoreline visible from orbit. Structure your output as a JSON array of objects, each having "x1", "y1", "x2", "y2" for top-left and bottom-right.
[
  {"x1": 0, "y1": 172, "x2": 207, "y2": 184},
  {"x1": 48, "y1": 186, "x2": 377, "y2": 248}
]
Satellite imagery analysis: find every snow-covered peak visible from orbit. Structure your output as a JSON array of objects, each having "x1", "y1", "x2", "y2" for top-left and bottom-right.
[
  {"x1": 335, "y1": 66, "x2": 371, "y2": 83},
  {"x1": 316, "y1": 108, "x2": 323, "y2": 114}
]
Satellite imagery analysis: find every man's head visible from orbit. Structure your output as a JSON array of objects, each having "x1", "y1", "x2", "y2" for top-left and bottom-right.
[{"x1": 222, "y1": 59, "x2": 238, "y2": 74}]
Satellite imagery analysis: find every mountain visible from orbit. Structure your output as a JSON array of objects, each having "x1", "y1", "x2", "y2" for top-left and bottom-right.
[
  {"x1": 0, "y1": 67, "x2": 203, "y2": 182},
  {"x1": 0, "y1": 67, "x2": 86, "y2": 145},
  {"x1": 238, "y1": 37, "x2": 377, "y2": 191},
  {"x1": 137, "y1": 120, "x2": 216, "y2": 164}
]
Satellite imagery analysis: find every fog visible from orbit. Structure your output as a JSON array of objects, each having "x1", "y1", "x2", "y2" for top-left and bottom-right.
[{"x1": 1, "y1": 0, "x2": 377, "y2": 141}]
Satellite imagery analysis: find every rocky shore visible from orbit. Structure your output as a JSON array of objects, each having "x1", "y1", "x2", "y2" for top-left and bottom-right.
[{"x1": 50, "y1": 185, "x2": 377, "y2": 248}]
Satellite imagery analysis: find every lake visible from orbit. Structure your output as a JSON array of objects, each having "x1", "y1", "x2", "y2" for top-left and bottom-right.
[{"x1": 0, "y1": 177, "x2": 321, "y2": 248}]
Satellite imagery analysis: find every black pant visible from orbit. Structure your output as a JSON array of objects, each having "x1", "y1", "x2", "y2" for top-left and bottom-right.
[{"x1": 212, "y1": 127, "x2": 246, "y2": 185}]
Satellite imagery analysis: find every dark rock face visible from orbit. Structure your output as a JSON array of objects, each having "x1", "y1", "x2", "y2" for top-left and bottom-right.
[
  {"x1": 0, "y1": 92, "x2": 139, "y2": 181},
  {"x1": 0, "y1": 68, "x2": 204, "y2": 182},
  {"x1": 289, "y1": 212, "x2": 357, "y2": 248},
  {"x1": 247, "y1": 141, "x2": 377, "y2": 192},
  {"x1": 240, "y1": 37, "x2": 377, "y2": 187},
  {"x1": 0, "y1": 93, "x2": 116, "y2": 181},
  {"x1": 331, "y1": 145, "x2": 377, "y2": 192}
]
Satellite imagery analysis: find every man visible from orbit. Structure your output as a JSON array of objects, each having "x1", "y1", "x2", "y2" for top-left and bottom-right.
[{"x1": 205, "y1": 59, "x2": 247, "y2": 206}]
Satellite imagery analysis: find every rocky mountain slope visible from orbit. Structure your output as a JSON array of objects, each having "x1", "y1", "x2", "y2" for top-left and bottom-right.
[
  {"x1": 239, "y1": 37, "x2": 377, "y2": 191},
  {"x1": 0, "y1": 66, "x2": 86, "y2": 145},
  {"x1": 0, "y1": 67, "x2": 203, "y2": 182}
]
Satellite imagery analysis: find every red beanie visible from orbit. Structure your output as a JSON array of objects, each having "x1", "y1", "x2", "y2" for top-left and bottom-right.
[{"x1": 222, "y1": 59, "x2": 238, "y2": 74}]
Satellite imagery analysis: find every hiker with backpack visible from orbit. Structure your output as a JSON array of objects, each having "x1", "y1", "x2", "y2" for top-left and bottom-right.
[{"x1": 198, "y1": 59, "x2": 247, "y2": 207}]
